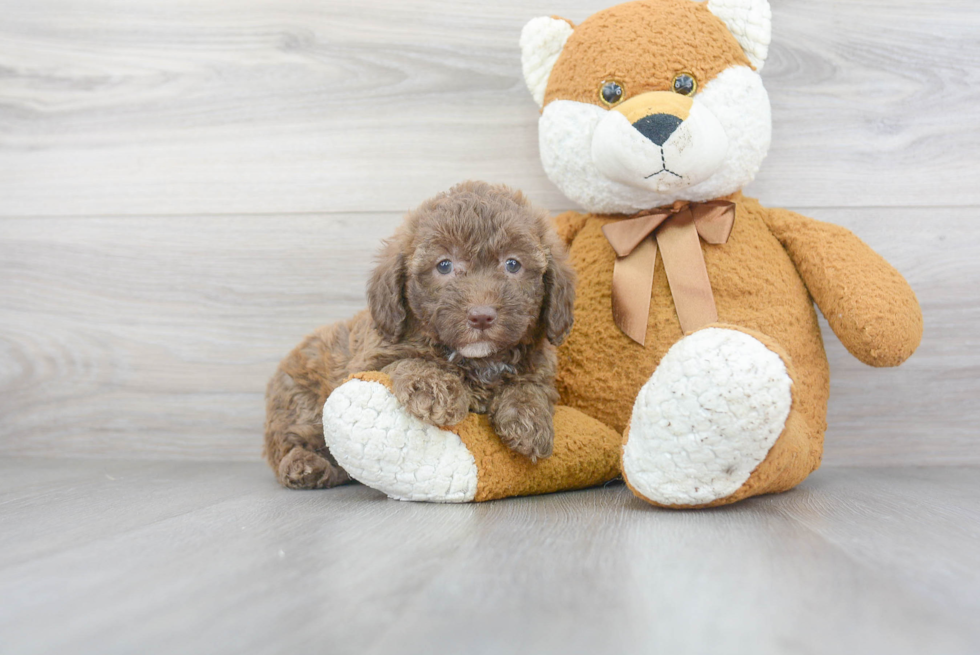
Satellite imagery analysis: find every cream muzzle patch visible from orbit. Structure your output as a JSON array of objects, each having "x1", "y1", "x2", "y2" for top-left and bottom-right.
[
  {"x1": 537, "y1": 66, "x2": 771, "y2": 214},
  {"x1": 592, "y1": 92, "x2": 729, "y2": 193}
]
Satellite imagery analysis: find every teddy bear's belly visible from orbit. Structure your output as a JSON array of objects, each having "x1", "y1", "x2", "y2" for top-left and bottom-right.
[{"x1": 556, "y1": 208, "x2": 829, "y2": 435}]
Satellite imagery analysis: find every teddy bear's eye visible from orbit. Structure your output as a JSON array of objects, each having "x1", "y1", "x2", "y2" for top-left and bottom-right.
[
  {"x1": 436, "y1": 259, "x2": 453, "y2": 275},
  {"x1": 672, "y1": 73, "x2": 697, "y2": 96},
  {"x1": 599, "y1": 81, "x2": 625, "y2": 106},
  {"x1": 504, "y1": 259, "x2": 522, "y2": 273}
]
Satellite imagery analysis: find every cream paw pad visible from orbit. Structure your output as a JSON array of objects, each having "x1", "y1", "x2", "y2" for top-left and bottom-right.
[
  {"x1": 622, "y1": 327, "x2": 795, "y2": 507},
  {"x1": 323, "y1": 372, "x2": 622, "y2": 503}
]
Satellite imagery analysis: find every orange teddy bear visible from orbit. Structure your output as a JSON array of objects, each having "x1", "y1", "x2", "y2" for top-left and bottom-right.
[{"x1": 319, "y1": 0, "x2": 922, "y2": 508}]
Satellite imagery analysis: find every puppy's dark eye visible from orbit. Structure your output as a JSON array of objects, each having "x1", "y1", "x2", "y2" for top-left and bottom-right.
[
  {"x1": 504, "y1": 259, "x2": 521, "y2": 273},
  {"x1": 599, "y1": 81, "x2": 624, "y2": 106},
  {"x1": 672, "y1": 73, "x2": 697, "y2": 96},
  {"x1": 436, "y1": 259, "x2": 453, "y2": 275}
]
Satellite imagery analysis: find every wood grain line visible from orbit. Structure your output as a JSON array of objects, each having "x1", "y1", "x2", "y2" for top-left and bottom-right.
[
  {"x1": 1, "y1": 207, "x2": 975, "y2": 464},
  {"x1": 0, "y1": 0, "x2": 978, "y2": 215}
]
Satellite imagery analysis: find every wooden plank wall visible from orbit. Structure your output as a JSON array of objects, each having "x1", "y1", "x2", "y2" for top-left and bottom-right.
[{"x1": 1, "y1": 0, "x2": 978, "y2": 465}]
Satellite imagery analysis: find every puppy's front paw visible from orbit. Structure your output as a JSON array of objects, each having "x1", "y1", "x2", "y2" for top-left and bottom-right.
[
  {"x1": 391, "y1": 369, "x2": 469, "y2": 427},
  {"x1": 492, "y1": 404, "x2": 554, "y2": 462},
  {"x1": 278, "y1": 447, "x2": 350, "y2": 490}
]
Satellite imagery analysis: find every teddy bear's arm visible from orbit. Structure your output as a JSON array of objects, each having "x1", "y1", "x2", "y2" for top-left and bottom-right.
[
  {"x1": 551, "y1": 210, "x2": 589, "y2": 247},
  {"x1": 762, "y1": 207, "x2": 923, "y2": 367}
]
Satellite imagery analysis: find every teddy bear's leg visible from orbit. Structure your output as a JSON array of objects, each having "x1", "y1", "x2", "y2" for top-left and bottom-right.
[
  {"x1": 322, "y1": 372, "x2": 621, "y2": 502},
  {"x1": 622, "y1": 326, "x2": 819, "y2": 508}
]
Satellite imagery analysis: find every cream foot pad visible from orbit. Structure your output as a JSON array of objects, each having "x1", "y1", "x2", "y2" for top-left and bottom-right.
[
  {"x1": 323, "y1": 375, "x2": 479, "y2": 502},
  {"x1": 622, "y1": 327, "x2": 793, "y2": 507},
  {"x1": 323, "y1": 372, "x2": 622, "y2": 503}
]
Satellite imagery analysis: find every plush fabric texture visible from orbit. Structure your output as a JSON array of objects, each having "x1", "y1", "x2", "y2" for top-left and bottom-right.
[
  {"x1": 323, "y1": 372, "x2": 479, "y2": 503},
  {"x1": 318, "y1": 0, "x2": 922, "y2": 508},
  {"x1": 762, "y1": 208, "x2": 923, "y2": 367},
  {"x1": 525, "y1": 0, "x2": 919, "y2": 508},
  {"x1": 622, "y1": 327, "x2": 793, "y2": 506},
  {"x1": 329, "y1": 372, "x2": 622, "y2": 502},
  {"x1": 590, "y1": 95, "x2": 730, "y2": 194},
  {"x1": 452, "y1": 402, "x2": 622, "y2": 501},
  {"x1": 535, "y1": 25, "x2": 772, "y2": 212},
  {"x1": 542, "y1": 0, "x2": 751, "y2": 109},
  {"x1": 705, "y1": 0, "x2": 771, "y2": 70},
  {"x1": 520, "y1": 16, "x2": 575, "y2": 108},
  {"x1": 554, "y1": 192, "x2": 921, "y2": 506},
  {"x1": 555, "y1": 193, "x2": 830, "y2": 445},
  {"x1": 622, "y1": 325, "x2": 805, "y2": 508},
  {"x1": 622, "y1": 325, "x2": 824, "y2": 508}
]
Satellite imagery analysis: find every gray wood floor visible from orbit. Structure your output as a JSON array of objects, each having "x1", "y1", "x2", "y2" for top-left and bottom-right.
[{"x1": 0, "y1": 459, "x2": 978, "y2": 655}]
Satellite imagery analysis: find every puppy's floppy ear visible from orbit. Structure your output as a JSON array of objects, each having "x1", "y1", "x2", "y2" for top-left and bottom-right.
[
  {"x1": 541, "y1": 234, "x2": 576, "y2": 345},
  {"x1": 367, "y1": 237, "x2": 408, "y2": 342}
]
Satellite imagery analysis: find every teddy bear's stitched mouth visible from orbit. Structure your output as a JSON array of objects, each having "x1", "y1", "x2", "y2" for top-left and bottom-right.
[
  {"x1": 644, "y1": 168, "x2": 682, "y2": 180},
  {"x1": 644, "y1": 148, "x2": 683, "y2": 180}
]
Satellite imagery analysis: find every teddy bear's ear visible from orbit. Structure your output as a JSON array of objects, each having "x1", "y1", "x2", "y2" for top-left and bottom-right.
[
  {"x1": 520, "y1": 16, "x2": 575, "y2": 108},
  {"x1": 706, "y1": 0, "x2": 771, "y2": 71}
]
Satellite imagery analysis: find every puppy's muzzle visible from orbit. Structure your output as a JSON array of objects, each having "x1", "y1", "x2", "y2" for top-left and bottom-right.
[
  {"x1": 613, "y1": 91, "x2": 693, "y2": 146},
  {"x1": 467, "y1": 306, "x2": 497, "y2": 331}
]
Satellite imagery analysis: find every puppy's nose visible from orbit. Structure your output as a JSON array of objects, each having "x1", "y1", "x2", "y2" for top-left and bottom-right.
[
  {"x1": 632, "y1": 113, "x2": 683, "y2": 146},
  {"x1": 467, "y1": 306, "x2": 497, "y2": 331}
]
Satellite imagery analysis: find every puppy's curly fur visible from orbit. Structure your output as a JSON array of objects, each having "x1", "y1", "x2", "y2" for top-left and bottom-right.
[{"x1": 264, "y1": 181, "x2": 576, "y2": 489}]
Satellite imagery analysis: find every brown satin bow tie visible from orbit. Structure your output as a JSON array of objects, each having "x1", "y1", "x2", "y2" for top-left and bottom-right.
[{"x1": 600, "y1": 200, "x2": 736, "y2": 345}]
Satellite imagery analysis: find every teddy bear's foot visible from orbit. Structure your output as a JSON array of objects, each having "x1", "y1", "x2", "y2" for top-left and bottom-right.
[
  {"x1": 322, "y1": 373, "x2": 480, "y2": 502},
  {"x1": 622, "y1": 326, "x2": 797, "y2": 508},
  {"x1": 322, "y1": 372, "x2": 621, "y2": 503}
]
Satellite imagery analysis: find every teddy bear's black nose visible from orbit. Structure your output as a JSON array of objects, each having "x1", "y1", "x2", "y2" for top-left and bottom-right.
[{"x1": 632, "y1": 113, "x2": 684, "y2": 146}]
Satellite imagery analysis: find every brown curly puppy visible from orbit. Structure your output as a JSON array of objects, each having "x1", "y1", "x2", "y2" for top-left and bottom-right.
[{"x1": 263, "y1": 181, "x2": 576, "y2": 489}]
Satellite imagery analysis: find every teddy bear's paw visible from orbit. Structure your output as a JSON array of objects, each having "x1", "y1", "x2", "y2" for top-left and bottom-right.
[
  {"x1": 623, "y1": 327, "x2": 793, "y2": 506},
  {"x1": 321, "y1": 377, "x2": 479, "y2": 503}
]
